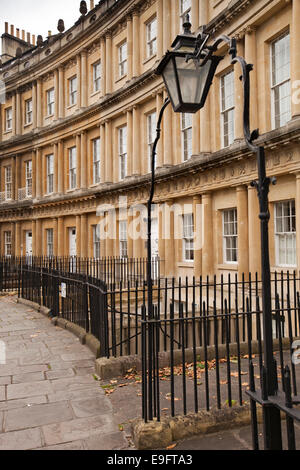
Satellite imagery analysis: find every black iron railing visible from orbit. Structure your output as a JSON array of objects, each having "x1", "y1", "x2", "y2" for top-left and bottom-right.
[{"x1": 0, "y1": 256, "x2": 299, "y2": 448}]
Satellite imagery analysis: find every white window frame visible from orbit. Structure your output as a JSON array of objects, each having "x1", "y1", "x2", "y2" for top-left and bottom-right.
[
  {"x1": 146, "y1": 17, "x2": 157, "y2": 58},
  {"x1": 222, "y1": 208, "x2": 238, "y2": 264},
  {"x1": 271, "y1": 32, "x2": 291, "y2": 129},
  {"x1": 274, "y1": 200, "x2": 296, "y2": 267},
  {"x1": 46, "y1": 154, "x2": 54, "y2": 194},
  {"x1": 4, "y1": 166, "x2": 12, "y2": 201},
  {"x1": 181, "y1": 113, "x2": 193, "y2": 161},
  {"x1": 69, "y1": 76, "x2": 77, "y2": 106},
  {"x1": 93, "y1": 138, "x2": 101, "y2": 184},
  {"x1": 25, "y1": 160, "x2": 32, "y2": 198},
  {"x1": 119, "y1": 220, "x2": 128, "y2": 258},
  {"x1": 119, "y1": 126, "x2": 127, "y2": 180},
  {"x1": 25, "y1": 99, "x2": 33, "y2": 125},
  {"x1": 47, "y1": 88, "x2": 55, "y2": 116},
  {"x1": 5, "y1": 107, "x2": 12, "y2": 132},
  {"x1": 93, "y1": 225, "x2": 101, "y2": 259},
  {"x1": 93, "y1": 61, "x2": 101, "y2": 93},
  {"x1": 4, "y1": 231, "x2": 12, "y2": 257},
  {"x1": 69, "y1": 147, "x2": 77, "y2": 189},
  {"x1": 118, "y1": 42, "x2": 128, "y2": 78},
  {"x1": 220, "y1": 70, "x2": 235, "y2": 148},
  {"x1": 180, "y1": 0, "x2": 191, "y2": 22},
  {"x1": 46, "y1": 229, "x2": 54, "y2": 257},
  {"x1": 182, "y1": 213, "x2": 194, "y2": 262},
  {"x1": 147, "y1": 112, "x2": 156, "y2": 171}
]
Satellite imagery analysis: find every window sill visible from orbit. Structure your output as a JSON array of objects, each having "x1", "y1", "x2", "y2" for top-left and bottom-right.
[
  {"x1": 45, "y1": 114, "x2": 54, "y2": 120},
  {"x1": 90, "y1": 90, "x2": 101, "y2": 98},
  {"x1": 115, "y1": 74, "x2": 127, "y2": 84},
  {"x1": 177, "y1": 261, "x2": 194, "y2": 268},
  {"x1": 3, "y1": 130, "x2": 12, "y2": 135},
  {"x1": 67, "y1": 104, "x2": 77, "y2": 110},
  {"x1": 24, "y1": 122, "x2": 33, "y2": 129},
  {"x1": 217, "y1": 263, "x2": 238, "y2": 271},
  {"x1": 271, "y1": 266, "x2": 298, "y2": 273},
  {"x1": 142, "y1": 54, "x2": 157, "y2": 66}
]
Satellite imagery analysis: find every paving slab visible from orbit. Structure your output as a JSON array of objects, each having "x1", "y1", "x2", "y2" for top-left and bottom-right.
[
  {"x1": 0, "y1": 296, "x2": 130, "y2": 450},
  {"x1": 5, "y1": 401, "x2": 74, "y2": 432},
  {"x1": 0, "y1": 428, "x2": 43, "y2": 450}
]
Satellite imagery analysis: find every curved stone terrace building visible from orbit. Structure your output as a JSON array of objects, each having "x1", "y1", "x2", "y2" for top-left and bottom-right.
[{"x1": 0, "y1": 0, "x2": 299, "y2": 281}]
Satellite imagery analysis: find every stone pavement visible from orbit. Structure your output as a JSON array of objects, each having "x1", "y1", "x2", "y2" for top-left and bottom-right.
[{"x1": 0, "y1": 295, "x2": 132, "y2": 450}]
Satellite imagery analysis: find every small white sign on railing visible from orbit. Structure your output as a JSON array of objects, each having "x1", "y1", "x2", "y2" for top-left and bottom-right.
[{"x1": 61, "y1": 282, "x2": 67, "y2": 298}]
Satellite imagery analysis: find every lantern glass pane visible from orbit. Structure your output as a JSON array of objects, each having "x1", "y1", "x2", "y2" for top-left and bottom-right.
[
  {"x1": 175, "y1": 56, "x2": 211, "y2": 105},
  {"x1": 162, "y1": 58, "x2": 180, "y2": 108}
]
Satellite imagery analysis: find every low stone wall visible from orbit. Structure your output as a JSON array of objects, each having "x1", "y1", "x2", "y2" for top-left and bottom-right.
[{"x1": 132, "y1": 405, "x2": 264, "y2": 450}]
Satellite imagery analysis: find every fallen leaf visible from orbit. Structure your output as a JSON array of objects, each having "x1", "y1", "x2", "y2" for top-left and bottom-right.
[{"x1": 166, "y1": 443, "x2": 177, "y2": 450}]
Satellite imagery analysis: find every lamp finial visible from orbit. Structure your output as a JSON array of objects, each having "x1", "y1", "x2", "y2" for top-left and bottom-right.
[{"x1": 183, "y1": 13, "x2": 192, "y2": 34}]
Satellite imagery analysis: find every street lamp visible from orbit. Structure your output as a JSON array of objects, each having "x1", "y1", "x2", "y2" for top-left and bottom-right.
[
  {"x1": 156, "y1": 17, "x2": 222, "y2": 113},
  {"x1": 145, "y1": 13, "x2": 285, "y2": 448}
]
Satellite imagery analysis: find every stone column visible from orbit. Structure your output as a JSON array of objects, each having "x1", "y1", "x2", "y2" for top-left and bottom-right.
[
  {"x1": 53, "y1": 142, "x2": 58, "y2": 194},
  {"x1": 76, "y1": 54, "x2": 81, "y2": 109},
  {"x1": 15, "y1": 155, "x2": 21, "y2": 201},
  {"x1": 157, "y1": 0, "x2": 163, "y2": 58},
  {"x1": 245, "y1": 27, "x2": 258, "y2": 132},
  {"x1": 193, "y1": 195, "x2": 202, "y2": 278},
  {"x1": 158, "y1": 204, "x2": 165, "y2": 276},
  {"x1": 127, "y1": 211, "x2": 134, "y2": 258},
  {"x1": 32, "y1": 220, "x2": 36, "y2": 256},
  {"x1": 105, "y1": 120, "x2": 112, "y2": 183},
  {"x1": 236, "y1": 185, "x2": 249, "y2": 280},
  {"x1": 291, "y1": 0, "x2": 300, "y2": 118},
  {"x1": 81, "y1": 50, "x2": 88, "y2": 108},
  {"x1": 35, "y1": 148, "x2": 42, "y2": 198},
  {"x1": 106, "y1": 210, "x2": 114, "y2": 257},
  {"x1": 163, "y1": 92, "x2": 172, "y2": 166},
  {"x1": 58, "y1": 66, "x2": 65, "y2": 119},
  {"x1": 105, "y1": 33, "x2": 112, "y2": 94},
  {"x1": 37, "y1": 78, "x2": 42, "y2": 127},
  {"x1": 76, "y1": 215, "x2": 81, "y2": 257},
  {"x1": 163, "y1": 0, "x2": 171, "y2": 51},
  {"x1": 234, "y1": 39, "x2": 244, "y2": 141},
  {"x1": 57, "y1": 140, "x2": 64, "y2": 193},
  {"x1": 192, "y1": 113, "x2": 200, "y2": 156},
  {"x1": 248, "y1": 184, "x2": 261, "y2": 277},
  {"x1": 76, "y1": 134, "x2": 81, "y2": 189},
  {"x1": 100, "y1": 122, "x2": 105, "y2": 184},
  {"x1": 126, "y1": 110, "x2": 133, "y2": 176},
  {"x1": 132, "y1": 105, "x2": 140, "y2": 175},
  {"x1": 199, "y1": 0, "x2": 208, "y2": 25},
  {"x1": 58, "y1": 217, "x2": 64, "y2": 256},
  {"x1": 31, "y1": 150, "x2": 36, "y2": 198},
  {"x1": 295, "y1": 173, "x2": 300, "y2": 270},
  {"x1": 32, "y1": 81, "x2": 37, "y2": 128},
  {"x1": 164, "y1": 200, "x2": 175, "y2": 278},
  {"x1": 35, "y1": 219, "x2": 42, "y2": 256},
  {"x1": 80, "y1": 214, "x2": 88, "y2": 258},
  {"x1": 54, "y1": 69, "x2": 59, "y2": 120},
  {"x1": 202, "y1": 192, "x2": 213, "y2": 277},
  {"x1": 16, "y1": 89, "x2": 22, "y2": 135},
  {"x1": 127, "y1": 15, "x2": 133, "y2": 81},
  {"x1": 100, "y1": 37, "x2": 106, "y2": 96},
  {"x1": 191, "y1": 0, "x2": 199, "y2": 30},
  {"x1": 12, "y1": 92, "x2": 16, "y2": 135},
  {"x1": 15, "y1": 221, "x2": 21, "y2": 257},
  {"x1": 132, "y1": 11, "x2": 140, "y2": 78},
  {"x1": 81, "y1": 131, "x2": 87, "y2": 189},
  {"x1": 53, "y1": 218, "x2": 58, "y2": 256},
  {"x1": 156, "y1": 93, "x2": 163, "y2": 168}
]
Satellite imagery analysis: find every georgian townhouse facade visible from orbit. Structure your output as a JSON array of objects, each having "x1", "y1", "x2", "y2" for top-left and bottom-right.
[{"x1": 0, "y1": 0, "x2": 299, "y2": 281}]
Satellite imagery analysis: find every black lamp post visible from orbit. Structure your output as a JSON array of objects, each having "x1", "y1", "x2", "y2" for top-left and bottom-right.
[{"x1": 146, "y1": 14, "x2": 283, "y2": 448}]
